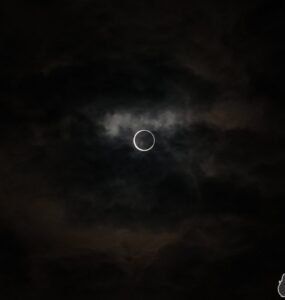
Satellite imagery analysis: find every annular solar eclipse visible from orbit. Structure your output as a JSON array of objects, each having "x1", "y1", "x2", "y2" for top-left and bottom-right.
[{"x1": 133, "y1": 129, "x2": 155, "y2": 152}]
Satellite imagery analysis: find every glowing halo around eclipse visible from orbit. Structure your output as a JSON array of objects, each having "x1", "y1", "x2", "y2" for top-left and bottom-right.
[{"x1": 133, "y1": 129, "x2": 155, "y2": 152}]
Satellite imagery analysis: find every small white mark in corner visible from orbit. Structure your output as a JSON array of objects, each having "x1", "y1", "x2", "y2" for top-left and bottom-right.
[{"x1": 278, "y1": 274, "x2": 285, "y2": 298}]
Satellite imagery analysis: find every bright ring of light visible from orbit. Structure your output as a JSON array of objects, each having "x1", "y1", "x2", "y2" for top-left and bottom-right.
[{"x1": 133, "y1": 129, "x2": 155, "y2": 152}]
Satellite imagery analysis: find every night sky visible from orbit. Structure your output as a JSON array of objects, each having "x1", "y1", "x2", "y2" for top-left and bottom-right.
[{"x1": 0, "y1": 0, "x2": 285, "y2": 299}]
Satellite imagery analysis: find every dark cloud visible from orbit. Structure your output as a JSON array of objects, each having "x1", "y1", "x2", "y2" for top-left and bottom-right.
[{"x1": 0, "y1": 0, "x2": 284, "y2": 299}]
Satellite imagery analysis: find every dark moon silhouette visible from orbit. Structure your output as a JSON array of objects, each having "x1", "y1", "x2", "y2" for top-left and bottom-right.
[{"x1": 133, "y1": 130, "x2": 155, "y2": 151}]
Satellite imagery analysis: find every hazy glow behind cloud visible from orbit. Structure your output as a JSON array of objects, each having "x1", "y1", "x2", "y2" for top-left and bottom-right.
[{"x1": 100, "y1": 109, "x2": 185, "y2": 138}]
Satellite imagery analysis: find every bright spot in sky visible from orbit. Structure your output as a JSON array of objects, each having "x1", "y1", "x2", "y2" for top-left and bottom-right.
[{"x1": 133, "y1": 130, "x2": 155, "y2": 152}]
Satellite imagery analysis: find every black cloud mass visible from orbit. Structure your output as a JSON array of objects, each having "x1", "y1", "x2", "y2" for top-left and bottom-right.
[{"x1": 0, "y1": 0, "x2": 284, "y2": 299}]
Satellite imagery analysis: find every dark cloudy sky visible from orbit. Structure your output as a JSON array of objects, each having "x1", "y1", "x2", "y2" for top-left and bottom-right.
[{"x1": 0, "y1": 0, "x2": 284, "y2": 299}]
